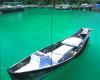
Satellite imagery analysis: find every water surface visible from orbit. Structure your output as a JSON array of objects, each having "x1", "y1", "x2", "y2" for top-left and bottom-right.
[{"x1": 0, "y1": 8, "x2": 100, "y2": 80}]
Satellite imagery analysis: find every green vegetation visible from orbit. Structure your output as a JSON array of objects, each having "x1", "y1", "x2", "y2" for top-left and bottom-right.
[
  {"x1": 1, "y1": 0, "x2": 100, "y2": 5},
  {"x1": 21, "y1": 0, "x2": 100, "y2": 5}
]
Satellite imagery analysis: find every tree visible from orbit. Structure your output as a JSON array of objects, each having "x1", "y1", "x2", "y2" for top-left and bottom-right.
[{"x1": 4, "y1": 0, "x2": 99, "y2": 5}]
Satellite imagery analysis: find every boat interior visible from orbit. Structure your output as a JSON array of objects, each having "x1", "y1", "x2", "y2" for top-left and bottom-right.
[{"x1": 13, "y1": 29, "x2": 89, "y2": 73}]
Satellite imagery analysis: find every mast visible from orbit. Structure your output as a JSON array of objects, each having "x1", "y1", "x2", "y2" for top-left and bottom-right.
[{"x1": 50, "y1": 5, "x2": 53, "y2": 65}]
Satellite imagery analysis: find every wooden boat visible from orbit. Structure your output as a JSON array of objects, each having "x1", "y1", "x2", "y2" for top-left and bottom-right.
[{"x1": 8, "y1": 28, "x2": 92, "y2": 80}]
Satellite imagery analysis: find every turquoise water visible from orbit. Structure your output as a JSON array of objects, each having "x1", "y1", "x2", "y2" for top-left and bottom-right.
[{"x1": 0, "y1": 8, "x2": 100, "y2": 80}]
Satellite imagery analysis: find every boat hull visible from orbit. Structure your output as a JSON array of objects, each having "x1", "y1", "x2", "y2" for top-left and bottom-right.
[
  {"x1": 8, "y1": 37, "x2": 89, "y2": 80},
  {"x1": 8, "y1": 28, "x2": 92, "y2": 80}
]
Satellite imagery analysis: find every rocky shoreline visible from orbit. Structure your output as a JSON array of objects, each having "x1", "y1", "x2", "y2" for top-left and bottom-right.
[{"x1": 0, "y1": 4, "x2": 100, "y2": 14}]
